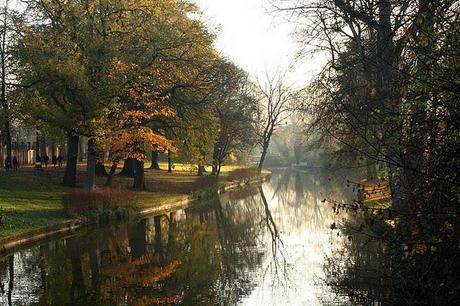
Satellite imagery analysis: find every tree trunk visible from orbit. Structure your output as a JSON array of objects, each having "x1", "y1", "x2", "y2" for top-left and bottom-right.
[
  {"x1": 60, "y1": 143, "x2": 67, "y2": 162},
  {"x1": 2, "y1": 113, "x2": 11, "y2": 168},
  {"x1": 63, "y1": 133, "x2": 79, "y2": 187},
  {"x1": 258, "y1": 144, "x2": 269, "y2": 172},
  {"x1": 105, "y1": 160, "x2": 118, "y2": 187},
  {"x1": 133, "y1": 159, "x2": 145, "y2": 189},
  {"x1": 376, "y1": 0, "x2": 406, "y2": 212},
  {"x1": 0, "y1": 145, "x2": 3, "y2": 167},
  {"x1": 211, "y1": 161, "x2": 217, "y2": 176},
  {"x1": 197, "y1": 164, "x2": 205, "y2": 176},
  {"x1": 40, "y1": 136, "x2": 47, "y2": 158},
  {"x1": 211, "y1": 146, "x2": 218, "y2": 175},
  {"x1": 51, "y1": 142, "x2": 57, "y2": 156},
  {"x1": 85, "y1": 138, "x2": 96, "y2": 191},
  {"x1": 167, "y1": 151, "x2": 173, "y2": 173},
  {"x1": 216, "y1": 159, "x2": 222, "y2": 177},
  {"x1": 78, "y1": 139, "x2": 85, "y2": 162},
  {"x1": 403, "y1": 0, "x2": 435, "y2": 201},
  {"x1": 149, "y1": 151, "x2": 161, "y2": 170},
  {"x1": 119, "y1": 158, "x2": 135, "y2": 177},
  {"x1": 1, "y1": 11, "x2": 12, "y2": 170},
  {"x1": 35, "y1": 132, "x2": 40, "y2": 157},
  {"x1": 95, "y1": 162, "x2": 107, "y2": 176}
]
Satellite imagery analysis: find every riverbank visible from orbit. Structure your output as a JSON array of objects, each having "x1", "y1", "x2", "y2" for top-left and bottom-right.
[{"x1": 0, "y1": 163, "x2": 269, "y2": 254}]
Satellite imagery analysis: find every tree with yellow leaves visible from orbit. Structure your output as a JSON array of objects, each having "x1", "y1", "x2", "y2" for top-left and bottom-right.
[
  {"x1": 106, "y1": 86, "x2": 175, "y2": 188},
  {"x1": 17, "y1": 0, "x2": 220, "y2": 189}
]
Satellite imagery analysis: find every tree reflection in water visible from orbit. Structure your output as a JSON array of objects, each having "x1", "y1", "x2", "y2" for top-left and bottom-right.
[
  {"x1": 0, "y1": 255, "x2": 14, "y2": 306},
  {"x1": 0, "y1": 169, "x2": 361, "y2": 305},
  {"x1": 322, "y1": 206, "x2": 394, "y2": 305},
  {"x1": 0, "y1": 188, "x2": 279, "y2": 305},
  {"x1": 258, "y1": 186, "x2": 287, "y2": 284}
]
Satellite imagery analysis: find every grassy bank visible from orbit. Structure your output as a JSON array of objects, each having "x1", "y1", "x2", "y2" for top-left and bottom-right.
[{"x1": 0, "y1": 162, "x2": 266, "y2": 240}]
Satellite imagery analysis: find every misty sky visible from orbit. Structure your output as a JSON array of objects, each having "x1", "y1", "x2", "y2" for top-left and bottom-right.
[{"x1": 194, "y1": 0, "x2": 326, "y2": 85}]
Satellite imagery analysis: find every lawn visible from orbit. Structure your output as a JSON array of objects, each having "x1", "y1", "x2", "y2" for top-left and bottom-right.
[
  {"x1": 0, "y1": 169, "x2": 70, "y2": 238},
  {"x1": 0, "y1": 162, "x2": 260, "y2": 239}
]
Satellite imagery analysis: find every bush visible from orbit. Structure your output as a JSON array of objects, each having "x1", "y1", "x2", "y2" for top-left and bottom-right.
[
  {"x1": 226, "y1": 168, "x2": 260, "y2": 181},
  {"x1": 62, "y1": 188, "x2": 135, "y2": 217}
]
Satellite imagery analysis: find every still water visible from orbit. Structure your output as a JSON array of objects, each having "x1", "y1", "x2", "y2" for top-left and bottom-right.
[{"x1": 0, "y1": 169, "x2": 358, "y2": 305}]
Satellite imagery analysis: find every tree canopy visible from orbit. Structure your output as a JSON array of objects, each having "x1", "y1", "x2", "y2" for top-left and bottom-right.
[{"x1": 1, "y1": 0, "x2": 260, "y2": 188}]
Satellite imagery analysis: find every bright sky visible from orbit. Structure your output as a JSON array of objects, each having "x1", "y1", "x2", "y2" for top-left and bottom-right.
[{"x1": 193, "y1": 0, "x2": 326, "y2": 86}]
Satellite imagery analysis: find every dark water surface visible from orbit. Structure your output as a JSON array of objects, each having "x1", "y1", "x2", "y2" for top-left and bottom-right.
[{"x1": 0, "y1": 169, "x2": 358, "y2": 305}]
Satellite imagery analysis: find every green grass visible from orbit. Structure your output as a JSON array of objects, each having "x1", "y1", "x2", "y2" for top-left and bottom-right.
[
  {"x1": 0, "y1": 163, "x2": 263, "y2": 239},
  {"x1": 0, "y1": 170, "x2": 70, "y2": 238}
]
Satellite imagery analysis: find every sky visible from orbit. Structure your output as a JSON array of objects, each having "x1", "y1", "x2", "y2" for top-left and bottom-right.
[{"x1": 193, "y1": 0, "x2": 326, "y2": 86}]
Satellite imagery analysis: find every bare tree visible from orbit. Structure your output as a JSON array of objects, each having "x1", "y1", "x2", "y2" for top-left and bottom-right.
[{"x1": 255, "y1": 72, "x2": 294, "y2": 171}]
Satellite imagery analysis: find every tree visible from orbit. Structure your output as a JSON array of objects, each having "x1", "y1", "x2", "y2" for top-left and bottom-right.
[
  {"x1": 154, "y1": 60, "x2": 226, "y2": 176},
  {"x1": 255, "y1": 73, "x2": 294, "y2": 171},
  {"x1": 274, "y1": 0, "x2": 458, "y2": 209},
  {"x1": 149, "y1": 150, "x2": 161, "y2": 170},
  {"x1": 0, "y1": 0, "x2": 19, "y2": 170},
  {"x1": 111, "y1": 0, "x2": 220, "y2": 178},
  {"x1": 173, "y1": 106, "x2": 218, "y2": 176},
  {"x1": 17, "y1": 0, "x2": 129, "y2": 187},
  {"x1": 276, "y1": 0, "x2": 460, "y2": 303},
  {"x1": 17, "y1": 0, "x2": 219, "y2": 189},
  {"x1": 107, "y1": 86, "x2": 175, "y2": 189},
  {"x1": 208, "y1": 61, "x2": 257, "y2": 176}
]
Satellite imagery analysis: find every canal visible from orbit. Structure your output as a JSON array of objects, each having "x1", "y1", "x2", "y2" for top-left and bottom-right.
[{"x1": 0, "y1": 169, "x2": 360, "y2": 305}]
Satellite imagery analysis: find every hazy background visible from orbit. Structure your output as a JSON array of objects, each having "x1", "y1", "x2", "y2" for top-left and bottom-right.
[{"x1": 194, "y1": 0, "x2": 326, "y2": 86}]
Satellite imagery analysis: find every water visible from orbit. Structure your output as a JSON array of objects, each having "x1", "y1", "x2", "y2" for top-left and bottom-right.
[{"x1": 0, "y1": 169, "x2": 359, "y2": 305}]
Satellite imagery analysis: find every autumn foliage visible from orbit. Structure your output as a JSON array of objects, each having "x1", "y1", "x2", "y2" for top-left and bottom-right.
[{"x1": 108, "y1": 87, "x2": 176, "y2": 162}]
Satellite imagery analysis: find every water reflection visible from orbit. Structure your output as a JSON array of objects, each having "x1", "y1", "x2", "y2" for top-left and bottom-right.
[
  {"x1": 322, "y1": 206, "x2": 392, "y2": 305},
  {"x1": 0, "y1": 169, "x2": 358, "y2": 305},
  {"x1": 238, "y1": 169, "x2": 356, "y2": 305}
]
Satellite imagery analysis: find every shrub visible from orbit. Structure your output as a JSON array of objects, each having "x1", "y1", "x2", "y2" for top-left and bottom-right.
[
  {"x1": 62, "y1": 188, "x2": 135, "y2": 217},
  {"x1": 226, "y1": 168, "x2": 260, "y2": 181}
]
